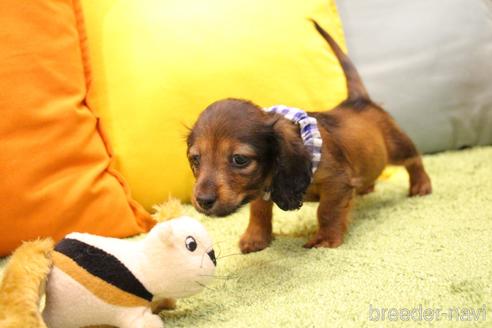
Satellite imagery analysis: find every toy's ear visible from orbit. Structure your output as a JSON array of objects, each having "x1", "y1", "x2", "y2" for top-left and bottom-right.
[
  {"x1": 269, "y1": 118, "x2": 312, "y2": 210},
  {"x1": 158, "y1": 224, "x2": 175, "y2": 246}
]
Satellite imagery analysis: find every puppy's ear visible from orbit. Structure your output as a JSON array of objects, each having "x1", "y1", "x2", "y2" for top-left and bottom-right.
[{"x1": 270, "y1": 119, "x2": 312, "y2": 210}]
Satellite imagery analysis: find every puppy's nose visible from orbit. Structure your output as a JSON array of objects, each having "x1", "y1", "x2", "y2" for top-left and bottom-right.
[{"x1": 197, "y1": 194, "x2": 216, "y2": 210}]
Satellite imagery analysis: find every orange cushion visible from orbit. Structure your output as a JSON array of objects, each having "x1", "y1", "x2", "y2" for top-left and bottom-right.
[{"x1": 0, "y1": 0, "x2": 155, "y2": 256}]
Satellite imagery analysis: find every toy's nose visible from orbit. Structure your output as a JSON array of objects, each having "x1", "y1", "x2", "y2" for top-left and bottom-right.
[{"x1": 207, "y1": 249, "x2": 216, "y2": 266}]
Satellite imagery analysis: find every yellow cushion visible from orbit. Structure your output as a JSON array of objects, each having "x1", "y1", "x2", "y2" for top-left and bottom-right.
[{"x1": 81, "y1": 0, "x2": 348, "y2": 208}]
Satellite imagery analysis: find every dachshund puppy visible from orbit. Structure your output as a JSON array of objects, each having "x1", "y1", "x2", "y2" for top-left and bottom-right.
[{"x1": 187, "y1": 21, "x2": 432, "y2": 253}]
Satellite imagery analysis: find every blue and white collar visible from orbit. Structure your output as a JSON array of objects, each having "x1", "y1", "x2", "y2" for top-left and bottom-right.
[{"x1": 264, "y1": 105, "x2": 323, "y2": 175}]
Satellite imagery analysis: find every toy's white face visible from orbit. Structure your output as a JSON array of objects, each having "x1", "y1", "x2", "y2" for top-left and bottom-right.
[
  {"x1": 146, "y1": 216, "x2": 216, "y2": 299},
  {"x1": 169, "y1": 217, "x2": 216, "y2": 297}
]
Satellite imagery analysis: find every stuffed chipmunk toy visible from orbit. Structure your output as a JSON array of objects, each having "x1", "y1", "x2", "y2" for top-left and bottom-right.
[
  {"x1": 0, "y1": 238, "x2": 54, "y2": 328},
  {"x1": 43, "y1": 215, "x2": 216, "y2": 328},
  {"x1": 0, "y1": 200, "x2": 217, "y2": 328}
]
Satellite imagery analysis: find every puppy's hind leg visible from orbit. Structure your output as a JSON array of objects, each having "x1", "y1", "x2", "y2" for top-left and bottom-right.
[{"x1": 385, "y1": 121, "x2": 432, "y2": 196}]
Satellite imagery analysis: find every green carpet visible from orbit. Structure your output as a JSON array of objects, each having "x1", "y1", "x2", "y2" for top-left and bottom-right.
[{"x1": 1, "y1": 147, "x2": 491, "y2": 327}]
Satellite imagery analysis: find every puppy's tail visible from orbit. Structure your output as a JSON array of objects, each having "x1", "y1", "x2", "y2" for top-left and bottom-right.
[
  {"x1": 310, "y1": 19, "x2": 369, "y2": 100},
  {"x1": 0, "y1": 238, "x2": 54, "y2": 328}
]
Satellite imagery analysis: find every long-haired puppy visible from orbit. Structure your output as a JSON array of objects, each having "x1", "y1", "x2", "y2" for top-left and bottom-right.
[{"x1": 187, "y1": 20, "x2": 432, "y2": 253}]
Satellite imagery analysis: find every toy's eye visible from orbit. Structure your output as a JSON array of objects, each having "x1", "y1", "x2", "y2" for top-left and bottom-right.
[{"x1": 185, "y1": 236, "x2": 197, "y2": 252}]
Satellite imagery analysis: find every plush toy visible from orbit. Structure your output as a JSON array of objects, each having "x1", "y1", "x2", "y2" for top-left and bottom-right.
[
  {"x1": 0, "y1": 200, "x2": 213, "y2": 328},
  {"x1": 41, "y1": 215, "x2": 216, "y2": 328},
  {"x1": 0, "y1": 238, "x2": 54, "y2": 328}
]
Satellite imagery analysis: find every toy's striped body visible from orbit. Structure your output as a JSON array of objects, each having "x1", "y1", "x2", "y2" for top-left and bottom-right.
[
  {"x1": 54, "y1": 237, "x2": 152, "y2": 306},
  {"x1": 42, "y1": 217, "x2": 216, "y2": 328},
  {"x1": 43, "y1": 266, "x2": 155, "y2": 328},
  {"x1": 43, "y1": 233, "x2": 158, "y2": 328}
]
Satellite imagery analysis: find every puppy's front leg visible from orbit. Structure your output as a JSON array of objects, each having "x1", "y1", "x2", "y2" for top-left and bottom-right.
[
  {"x1": 239, "y1": 198, "x2": 273, "y2": 253},
  {"x1": 304, "y1": 188, "x2": 354, "y2": 248}
]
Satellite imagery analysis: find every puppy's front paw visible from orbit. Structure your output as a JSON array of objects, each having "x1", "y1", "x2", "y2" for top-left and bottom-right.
[
  {"x1": 303, "y1": 232, "x2": 343, "y2": 249},
  {"x1": 239, "y1": 232, "x2": 272, "y2": 254}
]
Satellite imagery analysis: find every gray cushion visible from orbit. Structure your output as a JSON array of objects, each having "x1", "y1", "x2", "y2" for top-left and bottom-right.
[{"x1": 337, "y1": 0, "x2": 492, "y2": 153}]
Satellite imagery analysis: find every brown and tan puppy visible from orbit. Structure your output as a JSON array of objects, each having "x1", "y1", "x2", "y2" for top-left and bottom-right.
[{"x1": 187, "y1": 21, "x2": 432, "y2": 253}]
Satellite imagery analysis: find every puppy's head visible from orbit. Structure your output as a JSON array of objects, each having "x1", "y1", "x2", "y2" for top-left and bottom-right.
[{"x1": 187, "y1": 98, "x2": 312, "y2": 217}]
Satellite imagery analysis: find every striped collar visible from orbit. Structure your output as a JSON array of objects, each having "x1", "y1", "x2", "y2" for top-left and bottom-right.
[{"x1": 265, "y1": 105, "x2": 323, "y2": 175}]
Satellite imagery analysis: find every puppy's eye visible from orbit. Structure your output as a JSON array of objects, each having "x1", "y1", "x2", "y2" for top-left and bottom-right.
[
  {"x1": 185, "y1": 236, "x2": 197, "y2": 252},
  {"x1": 189, "y1": 155, "x2": 200, "y2": 167},
  {"x1": 231, "y1": 154, "x2": 250, "y2": 168}
]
